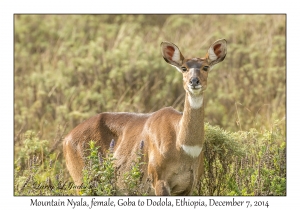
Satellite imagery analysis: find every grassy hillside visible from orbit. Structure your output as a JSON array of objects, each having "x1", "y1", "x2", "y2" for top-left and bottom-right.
[{"x1": 14, "y1": 14, "x2": 286, "y2": 196}]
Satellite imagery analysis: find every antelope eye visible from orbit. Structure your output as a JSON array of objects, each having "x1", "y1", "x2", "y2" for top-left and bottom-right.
[
  {"x1": 202, "y1": 66, "x2": 209, "y2": 71},
  {"x1": 181, "y1": 66, "x2": 187, "y2": 72}
]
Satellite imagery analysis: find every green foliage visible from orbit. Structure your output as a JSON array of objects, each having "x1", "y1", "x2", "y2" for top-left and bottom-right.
[
  {"x1": 14, "y1": 14, "x2": 285, "y2": 139},
  {"x1": 196, "y1": 123, "x2": 245, "y2": 195},
  {"x1": 196, "y1": 123, "x2": 286, "y2": 196},
  {"x1": 81, "y1": 140, "x2": 149, "y2": 196},
  {"x1": 14, "y1": 131, "x2": 69, "y2": 195},
  {"x1": 16, "y1": 130, "x2": 49, "y2": 170},
  {"x1": 14, "y1": 124, "x2": 285, "y2": 196},
  {"x1": 122, "y1": 141, "x2": 150, "y2": 195},
  {"x1": 81, "y1": 140, "x2": 117, "y2": 196}
]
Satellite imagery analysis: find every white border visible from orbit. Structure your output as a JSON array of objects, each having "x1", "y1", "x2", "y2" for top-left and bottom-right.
[{"x1": 1, "y1": 0, "x2": 298, "y2": 209}]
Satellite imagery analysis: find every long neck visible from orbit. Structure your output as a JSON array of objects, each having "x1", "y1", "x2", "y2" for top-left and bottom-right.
[{"x1": 177, "y1": 92, "x2": 205, "y2": 154}]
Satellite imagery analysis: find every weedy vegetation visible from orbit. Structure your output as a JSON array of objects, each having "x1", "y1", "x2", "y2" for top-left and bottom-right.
[{"x1": 14, "y1": 14, "x2": 286, "y2": 196}]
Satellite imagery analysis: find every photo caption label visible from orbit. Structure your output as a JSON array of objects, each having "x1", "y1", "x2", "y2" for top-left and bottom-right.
[{"x1": 29, "y1": 197, "x2": 270, "y2": 209}]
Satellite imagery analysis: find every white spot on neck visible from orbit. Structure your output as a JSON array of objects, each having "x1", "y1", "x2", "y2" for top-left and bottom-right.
[
  {"x1": 188, "y1": 95, "x2": 203, "y2": 109},
  {"x1": 182, "y1": 145, "x2": 202, "y2": 158}
]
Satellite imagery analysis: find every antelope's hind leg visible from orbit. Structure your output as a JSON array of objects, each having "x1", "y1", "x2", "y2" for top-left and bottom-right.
[{"x1": 63, "y1": 136, "x2": 85, "y2": 187}]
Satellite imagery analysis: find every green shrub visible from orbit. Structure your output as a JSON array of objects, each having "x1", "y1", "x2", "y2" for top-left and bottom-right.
[
  {"x1": 122, "y1": 140, "x2": 150, "y2": 195},
  {"x1": 197, "y1": 123, "x2": 286, "y2": 196},
  {"x1": 80, "y1": 140, "x2": 149, "y2": 196},
  {"x1": 14, "y1": 131, "x2": 69, "y2": 196},
  {"x1": 14, "y1": 122, "x2": 286, "y2": 196},
  {"x1": 81, "y1": 140, "x2": 117, "y2": 196}
]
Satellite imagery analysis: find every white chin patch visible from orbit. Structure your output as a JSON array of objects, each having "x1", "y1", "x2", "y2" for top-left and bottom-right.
[
  {"x1": 188, "y1": 86, "x2": 202, "y2": 94},
  {"x1": 182, "y1": 145, "x2": 202, "y2": 158},
  {"x1": 188, "y1": 94, "x2": 203, "y2": 109}
]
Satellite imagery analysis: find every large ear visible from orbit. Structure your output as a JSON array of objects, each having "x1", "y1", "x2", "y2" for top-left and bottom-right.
[
  {"x1": 161, "y1": 41, "x2": 185, "y2": 68},
  {"x1": 206, "y1": 39, "x2": 227, "y2": 67}
]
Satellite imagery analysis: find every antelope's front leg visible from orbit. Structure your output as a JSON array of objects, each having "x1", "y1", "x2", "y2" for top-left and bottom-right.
[
  {"x1": 148, "y1": 162, "x2": 171, "y2": 195},
  {"x1": 154, "y1": 180, "x2": 170, "y2": 196}
]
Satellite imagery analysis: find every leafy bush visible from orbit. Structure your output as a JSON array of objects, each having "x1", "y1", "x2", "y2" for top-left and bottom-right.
[
  {"x1": 81, "y1": 139, "x2": 150, "y2": 196},
  {"x1": 14, "y1": 123, "x2": 286, "y2": 196},
  {"x1": 197, "y1": 123, "x2": 286, "y2": 196},
  {"x1": 81, "y1": 140, "x2": 117, "y2": 196},
  {"x1": 14, "y1": 131, "x2": 69, "y2": 196}
]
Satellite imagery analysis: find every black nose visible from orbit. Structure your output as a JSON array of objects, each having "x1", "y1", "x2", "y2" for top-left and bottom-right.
[{"x1": 189, "y1": 77, "x2": 200, "y2": 86}]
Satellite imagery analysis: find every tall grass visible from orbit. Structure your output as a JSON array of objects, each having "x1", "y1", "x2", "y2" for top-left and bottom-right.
[{"x1": 14, "y1": 14, "x2": 286, "y2": 196}]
